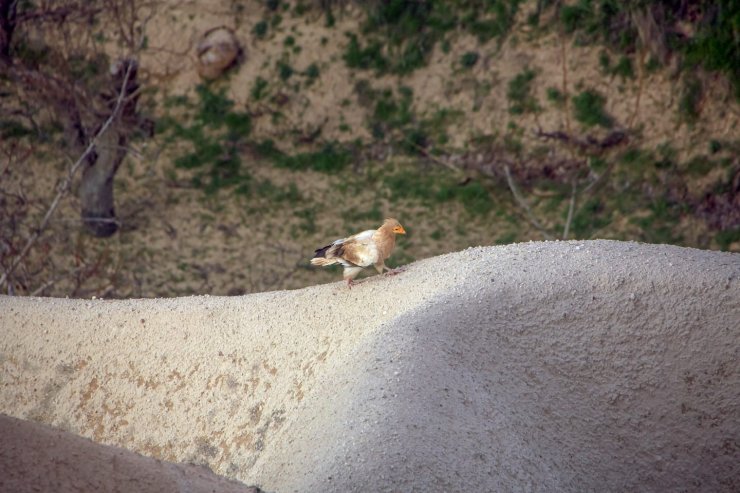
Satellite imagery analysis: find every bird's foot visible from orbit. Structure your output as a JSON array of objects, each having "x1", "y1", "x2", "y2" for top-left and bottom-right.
[
  {"x1": 346, "y1": 279, "x2": 354, "y2": 289},
  {"x1": 385, "y1": 266, "x2": 406, "y2": 277}
]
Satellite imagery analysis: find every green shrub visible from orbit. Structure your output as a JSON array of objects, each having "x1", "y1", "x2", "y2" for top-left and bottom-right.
[
  {"x1": 684, "y1": 155, "x2": 714, "y2": 176},
  {"x1": 163, "y1": 85, "x2": 252, "y2": 194},
  {"x1": 384, "y1": 169, "x2": 437, "y2": 202},
  {"x1": 619, "y1": 147, "x2": 652, "y2": 168},
  {"x1": 293, "y1": 2, "x2": 309, "y2": 16},
  {"x1": 305, "y1": 63, "x2": 320, "y2": 80},
  {"x1": 343, "y1": 34, "x2": 389, "y2": 73},
  {"x1": 507, "y1": 68, "x2": 539, "y2": 114},
  {"x1": 251, "y1": 77, "x2": 269, "y2": 101},
  {"x1": 343, "y1": 1, "x2": 521, "y2": 75},
  {"x1": 559, "y1": 0, "x2": 636, "y2": 50},
  {"x1": 599, "y1": 51, "x2": 633, "y2": 79},
  {"x1": 709, "y1": 140, "x2": 722, "y2": 154},
  {"x1": 395, "y1": 36, "x2": 434, "y2": 74},
  {"x1": 0, "y1": 120, "x2": 33, "y2": 139},
  {"x1": 546, "y1": 86, "x2": 565, "y2": 105},
  {"x1": 461, "y1": 51, "x2": 480, "y2": 68},
  {"x1": 560, "y1": 0, "x2": 592, "y2": 34},
  {"x1": 715, "y1": 228, "x2": 740, "y2": 251},
  {"x1": 683, "y1": 0, "x2": 740, "y2": 99},
  {"x1": 468, "y1": 0, "x2": 524, "y2": 43},
  {"x1": 277, "y1": 60, "x2": 294, "y2": 81},
  {"x1": 374, "y1": 88, "x2": 412, "y2": 126},
  {"x1": 645, "y1": 56, "x2": 661, "y2": 73},
  {"x1": 612, "y1": 55, "x2": 634, "y2": 79},
  {"x1": 253, "y1": 20, "x2": 268, "y2": 38},
  {"x1": 453, "y1": 180, "x2": 493, "y2": 214},
  {"x1": 264, "y1": 141, "x2": 352, "y2": 173},
  {"x1": 572, "y1": 89, "x2": 613, "y2": 128}
]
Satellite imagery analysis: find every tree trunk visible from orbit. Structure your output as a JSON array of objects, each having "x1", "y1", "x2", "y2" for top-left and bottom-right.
[
  {"x1": 79, "y1": 59, "x2": 140, "y2": 238},
  {"x1": 79, "y1": 129, "x2": 127, "y2": 237},
  {"x1": 0, "y1": 0, "x2": 17, "y2": 63}
]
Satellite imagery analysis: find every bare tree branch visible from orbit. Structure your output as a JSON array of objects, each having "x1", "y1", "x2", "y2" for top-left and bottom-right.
[
  {"x1": 563, "y1": 178, "x2": 577, "y2": 240},
  {"x1": 29, "y1": 265, "x2": 85, "y2": 297},
  {"x1": 407, "y1": 140, "x2": 461, "y2": 173},
  {"x1": 0, "y1": 62, "x2": 134, "y2": 293},
  {"x1": 14, "y1": 3, "x2": 103, "y2": 24},
  {"x1": 534, "y1": 128, "x2": 627, "y2": 151},
  {"x1": 560, "y1": 30, "x2": 572, "y2": 138}
]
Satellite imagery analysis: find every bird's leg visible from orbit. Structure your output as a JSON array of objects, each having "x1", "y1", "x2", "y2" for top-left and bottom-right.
[
  {"x1": 385, "y1": 265, "x2": 406, "y2": 276},
  {"x1": 343, "y1": 266, "x2": 363, "y2": 289},
  {"x1": 376, "y1": 262, "x2": 395, "y2": 274}
]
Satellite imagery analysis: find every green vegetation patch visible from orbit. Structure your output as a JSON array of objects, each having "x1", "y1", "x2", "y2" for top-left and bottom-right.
[
  {"x1": 572, "y1": 89, "x2": 613, "y2": 128},
  {"x1": 250, "y1": 76, "x2": 269, "y2": 101},
  {"x1": 343, "y1": 34, "x2": 389, "y2": 73},
  {"x1": 465, "y1": 0, "x2": 524, "y2": 43},
  {"x1": 683, "y1": 0, "x2": 740, "y2": 99},
  {"x1": 632, "y1": 197, "x2": 684, "y2": 245},
  {"x1": 612, "y1": 55, "x2": 634, "y2": 79},
  {"x1": 160, "y1": 84, "x2": 252, "y2": 194},
  {"x1": 558, "y1": 0, "x2": 637, "y2": 50},
  {"x1": 0, "y1": 120, "x2": 34, "y2": 139},
  {"x1": 507, "y1": 68, "x2": 540, "y2": 115},
  {"x1": 546, "y1": 86, "x2": 565, "y2": 105},
  {"x1": 257, "y1": 140, "x2": 352, "y2": 173},
  {"x1": 460, "y1": 51, "x2": 480, "y2": 68},
  {"x1": 253, "y1": 20, "x2": 268, "y2": 38},
  {"x1": 715, "y1": 228, "x2": 740, "y2": 252},
  {"x1": 343, "y1": 0, "x2": 523, "y2": 75},
  {"x1": 357, "y1": 83, "x2": 461, "y2": 155},
  {"x1": 551, "y1": 0, "x2": 739, "y2": 97},
  {"x1": 571, "y1": 197, "x2": 612, "y2": 238},
  {"x1": 382, "y1": 166, "x2": 494, "y2": 215}
]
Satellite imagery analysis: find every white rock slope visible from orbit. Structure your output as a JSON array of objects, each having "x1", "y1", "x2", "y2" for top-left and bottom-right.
[{"x1": 1, "y1": 241, "x2": 739, "y2": 492}]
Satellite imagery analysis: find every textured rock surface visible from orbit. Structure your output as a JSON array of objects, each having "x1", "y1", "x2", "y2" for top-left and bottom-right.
[
  {"x1": 1, "y1": 241, "x2": 739, "y2": 492},
  {"x1": 196, "y1": 26, "x2": 240, "y2": 79},
  {"x1": 0, "y1": 414, "x2": 261, "y2": 493}
]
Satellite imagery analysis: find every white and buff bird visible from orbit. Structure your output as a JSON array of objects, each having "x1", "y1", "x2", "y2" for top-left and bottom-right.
[{"x1": 311, "y1": 218, "x2": 406, "y2": 288}]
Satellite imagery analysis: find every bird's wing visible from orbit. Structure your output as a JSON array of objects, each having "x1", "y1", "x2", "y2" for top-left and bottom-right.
[
  {"x1": 336, "y1": 229, "x2": 379, "y2": 267},
  {"x1": 346, "y1": 229, "x2": 375, "y2": 243}
]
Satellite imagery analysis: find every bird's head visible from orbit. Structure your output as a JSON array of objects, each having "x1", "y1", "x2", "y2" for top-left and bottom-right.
[{"x1": 384, "y1": 218, "x2": 406, "y2": 235}]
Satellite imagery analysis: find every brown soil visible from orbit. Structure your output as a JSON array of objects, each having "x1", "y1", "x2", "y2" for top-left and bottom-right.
[{"x1": 2, "y1": 0, "x2": 738, "y2": 298}]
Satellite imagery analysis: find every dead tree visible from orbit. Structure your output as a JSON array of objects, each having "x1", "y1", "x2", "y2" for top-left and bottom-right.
[
  {"x1": 79, "y1": 59, "x2": 141, "y2": 237},
  {"x1": 0, "y1": 1, "x2": 149, "y2": 237},
  {"x1": 0, "y1": 0, "x2": 16, "y2": 63}
]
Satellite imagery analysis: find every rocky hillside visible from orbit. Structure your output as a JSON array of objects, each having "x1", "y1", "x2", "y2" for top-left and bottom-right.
[{"x1": 1, "y1": 0, "x2": 738, "y2": 297}]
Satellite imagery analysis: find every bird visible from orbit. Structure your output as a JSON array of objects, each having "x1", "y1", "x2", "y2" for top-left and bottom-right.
[{"x1": 311, "y1": 218, "x2": 406, "y2": 288}]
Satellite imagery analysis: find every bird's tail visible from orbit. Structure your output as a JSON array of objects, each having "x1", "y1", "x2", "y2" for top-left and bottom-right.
[
  {"x1": 311, "y1": 257, "x2": 339, "y2": 267},
  {"x1": 311, "y1": 243, "x2": 340, "y2": 267}
]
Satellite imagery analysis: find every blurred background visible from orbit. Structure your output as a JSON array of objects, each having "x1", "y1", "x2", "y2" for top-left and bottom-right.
[{"x1": 1, "y1": 0, "x2": 738, "y2": 298}]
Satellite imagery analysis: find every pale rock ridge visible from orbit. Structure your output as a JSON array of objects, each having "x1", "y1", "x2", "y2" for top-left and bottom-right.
[{"x1": 1, "y1": 240, "x2": 739, "y2": 492}]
